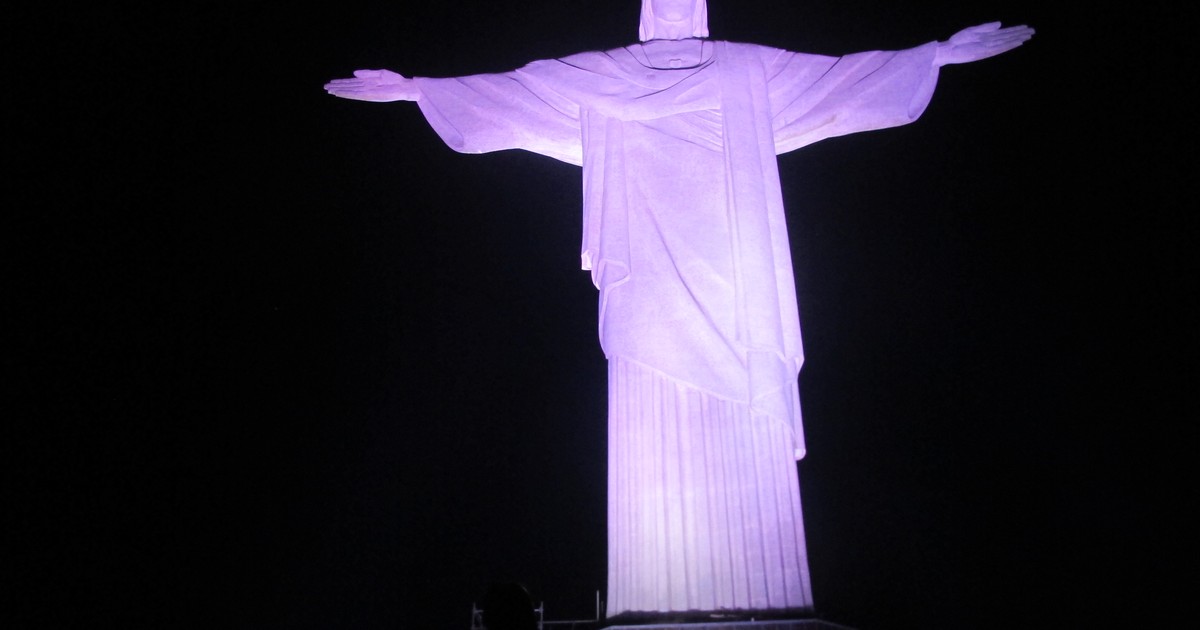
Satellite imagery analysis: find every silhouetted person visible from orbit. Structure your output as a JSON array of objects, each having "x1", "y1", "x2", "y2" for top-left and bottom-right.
[{"x1": 482, "y1": 581, "x2": 538, "y2": 630}]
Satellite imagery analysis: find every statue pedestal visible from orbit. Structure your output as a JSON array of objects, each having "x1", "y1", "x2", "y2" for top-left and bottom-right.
[
  {"x1": 600, "y1": 612, "x2": 856, "y2": 630},
  {"x1": 602, "y1": 620, "x2": 855, "y2": 630}
]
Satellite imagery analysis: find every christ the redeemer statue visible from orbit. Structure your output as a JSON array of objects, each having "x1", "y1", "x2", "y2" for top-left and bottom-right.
[{"x1": 325, "y1": 0, "x2": 1033, "y2": 620}]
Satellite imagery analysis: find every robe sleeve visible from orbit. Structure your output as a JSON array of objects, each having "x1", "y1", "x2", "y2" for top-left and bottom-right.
[
  {"x1": 413, "y1": 59, "x2": 585, "y2": 166},
  {"x1": 763, "y1": 42, "x2": 941, "y2": 154}
]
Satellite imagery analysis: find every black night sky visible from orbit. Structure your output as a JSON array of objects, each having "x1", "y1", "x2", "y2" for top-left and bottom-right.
[{"x1": 10, "y1": 2, "x2": 1188, "y2": 629}]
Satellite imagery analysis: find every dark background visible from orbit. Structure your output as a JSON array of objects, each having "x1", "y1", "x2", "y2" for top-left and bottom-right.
[{"x1": 9, "y1": 2, "x2": 1189, "y2": 629}]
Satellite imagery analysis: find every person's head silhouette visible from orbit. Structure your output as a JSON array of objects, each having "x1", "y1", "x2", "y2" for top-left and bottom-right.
[{"x1": 482, "y1": 581, "x2": 537, "y2": 630}]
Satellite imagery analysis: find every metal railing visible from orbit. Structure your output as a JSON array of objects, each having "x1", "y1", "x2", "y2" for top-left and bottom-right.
[{"x1": 471, "y1": 591, "x2": 602, "y2": 630}]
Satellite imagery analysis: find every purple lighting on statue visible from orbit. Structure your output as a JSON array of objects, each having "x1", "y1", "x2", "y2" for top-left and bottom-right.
[{"x1": 324, "y1": 0, "x2": 1033, "y2": 620}]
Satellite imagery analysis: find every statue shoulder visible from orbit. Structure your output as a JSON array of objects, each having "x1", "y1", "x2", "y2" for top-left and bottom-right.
[
  {"x1": 542, "y1": 45, "x2": 641, "y2": 72},
  {"x1": 721, "y1": 40, "x2": 787, "y2": 55}
]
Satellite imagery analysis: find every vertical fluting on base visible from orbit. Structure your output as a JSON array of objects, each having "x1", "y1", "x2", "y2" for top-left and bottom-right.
[{"x1": 607, "y1": 356, "x2": 812, "y2": 617}]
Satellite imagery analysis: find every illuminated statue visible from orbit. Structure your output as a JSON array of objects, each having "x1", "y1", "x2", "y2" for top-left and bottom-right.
[{"x1": 325, "y1": 0, "x2": 1033, "y2": 619}]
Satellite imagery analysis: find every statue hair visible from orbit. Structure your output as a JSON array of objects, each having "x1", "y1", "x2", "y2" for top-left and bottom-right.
[{"x1": 639, "y1": 0, "x2": 710, "y2": 41}]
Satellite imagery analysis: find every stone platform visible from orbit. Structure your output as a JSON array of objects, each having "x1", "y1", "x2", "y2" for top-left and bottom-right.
[
  {"x1": 537, "y1": 608, "x2": 855, "y2": 630},
  {"x1": 593, "y1": 611, "x2": 855, "y2": 630},
  {"x1": 602, "y1": 621, "x2": 854, "y2": 630}
]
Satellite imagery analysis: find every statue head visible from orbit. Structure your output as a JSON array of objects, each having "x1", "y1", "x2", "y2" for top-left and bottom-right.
[{"x1": 639, "y1": 0, "x2": 709, "y2": 41}]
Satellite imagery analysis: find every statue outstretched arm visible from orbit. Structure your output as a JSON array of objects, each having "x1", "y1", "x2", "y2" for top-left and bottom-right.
[
  {"x1": 324, "y1": 69, "x2": 420, "y2": 102},
  {"x1": 934, "y1": 22, "x2": 1035, "y2": 67}
]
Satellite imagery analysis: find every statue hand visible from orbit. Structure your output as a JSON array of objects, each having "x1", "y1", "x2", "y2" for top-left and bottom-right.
[
  {"x1": 324, "y1": 69, "x2": 420, "y2": 102},
  {"x1": 935, "y1": 22, "x2": 1035, "y2": 67}
]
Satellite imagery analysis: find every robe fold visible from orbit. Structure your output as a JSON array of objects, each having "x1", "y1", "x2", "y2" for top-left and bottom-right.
[{"x1": 413, "y1": 39, "x2": 939, "y2": 616}]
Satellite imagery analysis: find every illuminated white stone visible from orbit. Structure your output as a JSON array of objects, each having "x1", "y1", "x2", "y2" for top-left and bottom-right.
[{"x1": 324, "y1": 2, "x2": 1034, "y2": 619}]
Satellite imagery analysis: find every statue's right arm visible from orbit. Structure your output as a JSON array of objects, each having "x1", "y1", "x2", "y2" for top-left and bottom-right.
[{"x1": 323, "y1": 69, "x2": 420, "y2": 102}]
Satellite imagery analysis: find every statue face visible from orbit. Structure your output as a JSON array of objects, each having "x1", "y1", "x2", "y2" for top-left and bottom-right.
[
  {"x1": 652, "y1": 0, "x2": 695, "y2": 22},
  {"x1": 640, "y1": 0, "x2": 708, "y2": 41}
]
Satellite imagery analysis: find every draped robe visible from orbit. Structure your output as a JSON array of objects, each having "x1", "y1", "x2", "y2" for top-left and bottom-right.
[{"x1": 413, "y1": 39, "x2": 940, "y2": 617}]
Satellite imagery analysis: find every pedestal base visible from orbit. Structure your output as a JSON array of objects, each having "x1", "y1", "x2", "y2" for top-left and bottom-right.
[
  {"x1": 602, "y1": 621, "x2": 854, "y2": 630},
  {"x1": 601, "y1": 610, "x2": 855, "y2": 630}
]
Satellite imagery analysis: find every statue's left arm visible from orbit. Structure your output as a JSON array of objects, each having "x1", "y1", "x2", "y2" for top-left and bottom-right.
[
  {"x1": 765, "y1": 21, "x2": 1033, "y2": 154},
  {"x1": 934, "y1": 22, "x2": 1035, "y2": 67}
]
